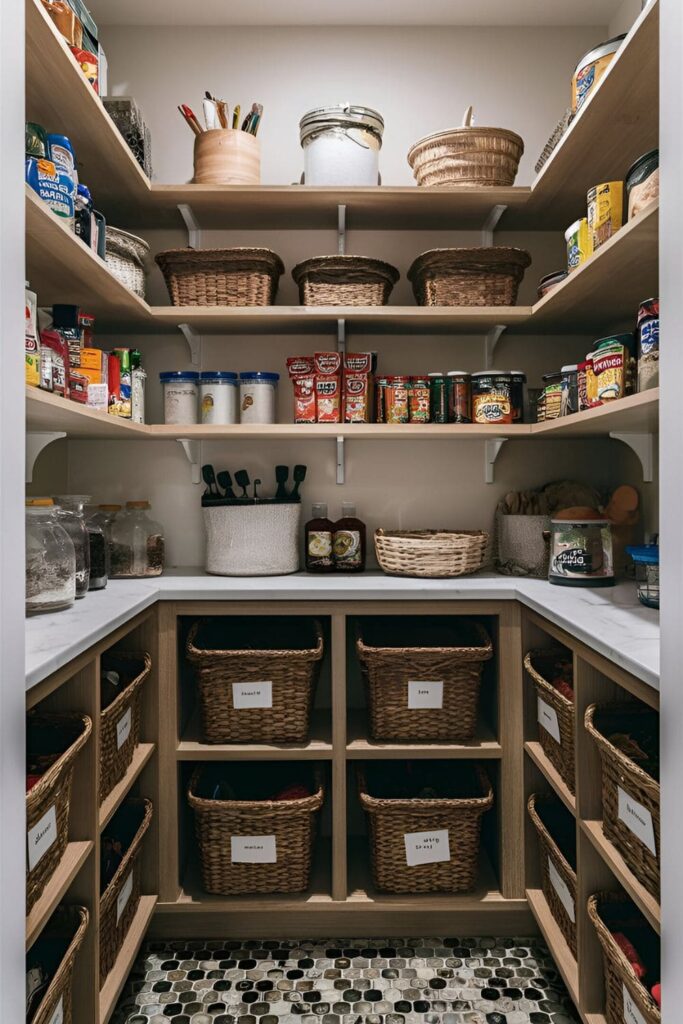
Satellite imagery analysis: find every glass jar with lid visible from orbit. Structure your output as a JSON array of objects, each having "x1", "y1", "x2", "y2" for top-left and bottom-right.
[
  {"x1": 54, "y1": 495, "x2": 91, "y2": 597},
  {"x1": 83, "y1": 504, "x2": 109, "y2": 591},
  {"x1": 109, "y1": 501, "x2": 165, "y2": 578},
  {"x1": 26, "y1": 499, "x2": 76, "y2": 614},
  {"x1": 87, "y1": 504, "x2": 120, "y2": 586}
]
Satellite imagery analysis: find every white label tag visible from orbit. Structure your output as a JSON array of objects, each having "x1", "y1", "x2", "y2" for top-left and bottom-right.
[
  {"x1": 231, "y1": 835, "x2": 277, "y2": 863},
  {"x1": 618, "y1": 787, "x2": 657, "y2": 856},
  {"x1": 116, "y1": 871, "x2": 134, "y2": 924},
  {"x1": 623, "y1": 984, "x2": 647, "y2": 1024},
  {"x1": 548, "y1": 855, "x2": 576, "y2": 923},
  {"x1": 116, "y1": 707, "x2": 133, "y2": 750},
  {"x1": 404, "y1": 829, "x2": 451, "y2": 866},
  {"x1": 48, "y1": 996, "x2": 64, "y2": 1024},
  {"x1": 232, "y1": 681, "x2": 273, "y2": 709},
  {"x1": 537, "y1": 696, "x2": 561, "y2": 744},
  {"x1": 407, "y1": 680, "x2": 444, "y2": 709},
  {"x1": 27, "y1": 804, "x2": 58, "y2": 871}
]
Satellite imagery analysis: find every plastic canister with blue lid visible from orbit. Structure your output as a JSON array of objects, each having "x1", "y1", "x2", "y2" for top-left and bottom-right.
[
  {"x1": 25, "y1": 157, "x2": 76, "y2": 229},
  {"x1": 239, "y1": 371, "x2": 279, "y2": 423},
  {"x1": 160, "y1": 370, "x2": 199, "y2": 424},
  {"x1": 200, "y1": 371, "x2": 238, "y2": 424}
]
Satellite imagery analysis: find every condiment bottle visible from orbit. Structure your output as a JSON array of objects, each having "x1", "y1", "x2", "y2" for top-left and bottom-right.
[
  {"x1": 333, "y1": 501, "x2": 366, "y2": 573},
  {"x1": 305, "y1": 502, "x2": 335, "y2": 573}
]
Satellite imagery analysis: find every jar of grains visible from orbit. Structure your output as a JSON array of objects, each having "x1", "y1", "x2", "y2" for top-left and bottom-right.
[
  {"x1": 25, "y1": 499, "x2": 76, "y2": 614},
  {"x1": 109, "y1": 501, "x2": 165, "y2": 578},
  {"x1": 239, "y1": 372, "x2": 279, "y2": 423},
  {"x1": 160, "y1": 370, "x2": 199, "y2": 424},
  {"x1": 54, "y1": 495, "x2": 91, "y2": 597},
  {"x1": 200, "y1": 371, "x2": 238, "y2": 424},
  {"x1": 87, "y1": 504, "x2": 120, "y2": 586}
]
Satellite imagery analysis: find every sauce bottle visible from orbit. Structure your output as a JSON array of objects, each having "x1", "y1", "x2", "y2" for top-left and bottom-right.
[
  {"x1": 333, "y1": 501, "x2": 366, "y2": 573},
  {"x1": 305, "y1": 502, "x2": 334, "y2": 573}
]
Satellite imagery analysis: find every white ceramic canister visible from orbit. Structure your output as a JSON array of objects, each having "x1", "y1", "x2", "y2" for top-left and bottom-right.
[
  {"x1": 239, "y1": 372, "x2": 279, "y2": 423},
  {"x1": 300, "y1": 104, "x2": 384, "y2": 186},
  {"x1": 199, "y1": 371, "x2": 238, "y2": 424},
  {"x1": 160, "y1": 370, "x2": 199, "y2": 424}
]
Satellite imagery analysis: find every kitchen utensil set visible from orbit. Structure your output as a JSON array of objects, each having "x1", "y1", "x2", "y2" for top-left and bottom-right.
[
  {"x1": 179, "y1": 96, "x2": 263, "y2": 135},
  {"x1": 201, "y1": 464, "x2": 306, "y2": 506}
]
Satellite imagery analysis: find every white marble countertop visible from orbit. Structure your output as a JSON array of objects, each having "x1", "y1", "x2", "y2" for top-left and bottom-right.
[{"x1": 25, "y1": 570, "x2": 659, "y2": 691}]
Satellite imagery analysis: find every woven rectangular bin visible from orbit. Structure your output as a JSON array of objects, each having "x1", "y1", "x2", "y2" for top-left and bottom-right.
[
  {"x1": 408, "y1": 247, "x2": 531, "y2": 306},
  {"x1": 528, "y1": 793, "x2": 577, "y2": 956},
  {"x1": 29, "y1": 905, "x2": 89, "y2": 1024},
  {"x1": 188, "y1": 764, "x2": 324, "y2": 895},
  {"x1": 375, "y1": 528, "x2": 488, "y2": 579},
  {"x1": 356, "y1": 617, "x2": 493, "y2": 742},
  {"x1": 358, "y1": 762, "x2": 494, "y2": 893},
  {"x1": 186, "y1": 617, "x2": 324, "y2": 744},
  {"x1": 588, "y1": 892, "x2": 661, "y2": 1024},
  {"x1": 105, "y1": 226, "x2": 149, "y2": 298},
  {"x1": 155, "y1": 247, "x2": 284, "y2": 306},
  {"x1": 525, "y1": 649, "x2": 575, "y2": 794},
  {"x1": 585, "y1": 703, "x2": 660, "y2": 899},
  {"x1": 100, "y1": 798, "x2": 153, "y2": 983},
  {"x1": 291, "y1": 255, "x2": 399, "y2": 306},
  {"x1": 100, "y1": 651, "x2": 151, "y2": 804},
  {"x1": 27, "y1": 712, "x2": 92, "y2": 912}
]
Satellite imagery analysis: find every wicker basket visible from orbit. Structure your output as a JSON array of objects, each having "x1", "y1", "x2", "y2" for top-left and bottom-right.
[
  {"x1": 27, "y1": 712, "x2": 92, "y2": 912},
  {"x1": 408, "y1": 247, "x2": 531, "y2": 306},
  {"x1": 408, "y1": 126, "x2": 524, "y2": 187},
  {"x1": 356, "y1": 617, "x2": 493, "y2": 742},
  {"x1": 100, "y1": 798, "x2": 153, "y2": 983},
  {"x1": 358, "y1": 762, "x2": 493, "y2": 893},
  {"x1": 188, "y1": 764, "x2": 324, "y2": 895},
  {"x1": 588, "y1": 892, "x2": 661, "y2": 1024},
  {"x1": 585, "y1": 703, "x2": 660, "y2": 899},
  {"x1": 375, "y1": 528, "x2": 488, "y2": 578},
  {"x1": 525, "y1": 649, "x2": 575, "y2": 794},
  {"x1": 105, "y1": 226, "x2": 150, "y2": 298},
  {"x1": 99, "y1": 651, "x2": 151, "y2": 804},
  {"x1": 155, "y1": 247, "x2": 284, "y2": 306},
  {"x1": 528, "y1": 794, "x2": 577, "y2": 956},
  {"x1": 186, "y1": 618, "x2": 324, "y2": 744},
  {"x1": 29, "y1": 906, "x2": 89, "y2": 1024},
  {"x1": 291, "y1": 255, "x2": 399, "y2": 306}
]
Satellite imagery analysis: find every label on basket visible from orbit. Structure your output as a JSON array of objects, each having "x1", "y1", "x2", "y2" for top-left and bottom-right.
[
  {"x1": 232, "y1": 681, "x2": 273, "y2": 709},
  {"x1": 547, "y1": 855, "x2": 575, "y2": 923},
  {"x1": 116, "y1": 706, "x2": 133, "y2": 749},
  {"x1": 407, "y1": 681, "x2": 444, "y2": 709},
  {"x1": 27, "y1": 804, "x2": 57, "y2": 871},
  {"x1": 623, "y1": 984, "x2": 648, "y2": 1024},
  {"x1": 48, "y1": 997, "x2": 64, "y2": 1024},
  {"x1": 404, "y1": 829, "x2": 451, "y2": 866},
  {"x1": 231, "y1": 835, "x2": 277, "y2": 863},
  {"x1": 537, "y1": 696, "x2": 561, "y2": 744},
  {"x1": 618, "y1": 787, "x2": 657, "y2": 856},
  {"x1": 116, "y1": 870, "x2": 134, "y2": 924}
]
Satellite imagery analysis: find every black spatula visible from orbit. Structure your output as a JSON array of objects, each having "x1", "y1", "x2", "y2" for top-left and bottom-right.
[{"x1": 289, "y1": 464, "x2": 307, "y2": 501}]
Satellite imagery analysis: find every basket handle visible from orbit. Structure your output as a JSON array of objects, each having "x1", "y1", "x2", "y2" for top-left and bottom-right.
[{"x1": 462, "y1": 105, "x2": 474, "y2": 127}]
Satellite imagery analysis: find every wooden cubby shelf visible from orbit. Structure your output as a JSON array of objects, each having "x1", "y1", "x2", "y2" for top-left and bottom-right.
[
  {"x1": 177, "y1": 708, "x2": 332, "y2": 760},
  {"x1": 99, "y1": 742, "x2": 156, "y2": 830},
  {"x1": 526, "y1": 887, "x2": 579, "y2": 1007},
  {"x1": 524, "y1": 741, "x2": 576, "y2": 815},
  {"x1": 26, "y1": 840, "x2": 93, "y2": 949},
  {"x1": 346, "y1": 711, "x2": 501, "y2": 759},
  {"x1": 581, "y1": 819, "x2": 660, "y2": 933},
  {"x1": 99, "y1": 895, "x2": 158, "y2": 1024}
]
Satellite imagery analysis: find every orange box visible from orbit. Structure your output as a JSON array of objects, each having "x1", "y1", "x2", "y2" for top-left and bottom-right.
[
  {"x1": 77, "y1": 366, "x2": 104, "y2": 385},
  {"x1": 79, "y1": 347, "x2": 107, "y2": 370}
]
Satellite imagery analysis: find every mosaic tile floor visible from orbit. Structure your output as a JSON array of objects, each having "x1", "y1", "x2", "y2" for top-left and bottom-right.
[{"x1": 112, "y1": 937, "x2": 579, "y2": 1024}]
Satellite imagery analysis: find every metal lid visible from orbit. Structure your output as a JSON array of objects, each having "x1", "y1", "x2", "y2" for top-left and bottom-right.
[
  {"x1": 573, "y1": 33, "x2": 626, "y2": 75},
  {"x1": 446, "y1": 370, "x2": 469, "y2": 376},
  {"x1": 300, "y1": 104, "x2": 384, "y2": 145}
]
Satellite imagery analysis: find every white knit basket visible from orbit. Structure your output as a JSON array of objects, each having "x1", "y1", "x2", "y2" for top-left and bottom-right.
[{"x1": 203, "y1": 503, "x2": 301, "y2": 576}]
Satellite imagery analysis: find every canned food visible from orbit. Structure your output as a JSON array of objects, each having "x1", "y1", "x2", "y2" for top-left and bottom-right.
[
  {"x1": 637, "y1": 297, "x2": 659, "y2": 392},
  {"x1": 446, "y1": 371, "x2": 471, "y2": 423},
  {"x1": 571, "y1": 34, "x2": 625, "y2": 113},
  {"x1": 565, "y1": 217, "x2": 592, "y2": 272},
  {"x1": 577, "y1": 361, "x2": 589, "y2": 411},
  {"x1": 626, "y1": 149, "x2": 659, "y2": 220},
  {"x1": 560, "y1": 364, "x2": 579, "y2": 416},
  {"x1": 471, "y1": 371, "x2": 513, "y2": 425},
  {"x1": 409, "y1": 377, "x2": 430, "y2": 422},
  {"x1": 428, "y1": 373, "x2": 447, "y2": 423},
  {"x1": 384, "y1": 375, "x2": 410, "y2": 424},
  {"x1": 509, "y1": 371, "x2": 527, "y2": 422},
  {"x1": 592, "y1": 333, "x2": 636, "y2": 402},
  {"x1": 541, "y1": 371, "x2": 563, "y2": 420},
  {"x1": 537, "y1": 271, "x2": 568, "y2": 299},
  {"x1": 587, "y1": 181, "x2": 624, "y2": 251},
  {"x1": 374, "y1": 377, "x2": 389, "y2": 422}
]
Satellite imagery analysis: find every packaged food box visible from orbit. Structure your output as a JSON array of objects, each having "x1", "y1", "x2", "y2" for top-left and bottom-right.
[
  {"x1": 68, "y1": 370, "x2": 89, "y2": 404},
  {"x1": 286, "y1": 355, "x2": 316, "y2": 423},
  {"x1": 314, "y1": 352, "x2": 342, "y2": 423}
]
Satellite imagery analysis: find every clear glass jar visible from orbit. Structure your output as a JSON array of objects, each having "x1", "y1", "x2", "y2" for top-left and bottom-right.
[
  {"x1": 54, "y1": 495, "x2": 91, "y2": 597},
  {"x1": 26, "y1": 499, "x2": 76, "y2": 614},
  {"x1": 84, "y1": 506, "x2": 108, "y2": 591},
  {"x1": 87, "y1": 504, "x2": 120, "y2": 587},
  {"x1": 109, "y1": 501, "x2": 165, "y2": 578}
]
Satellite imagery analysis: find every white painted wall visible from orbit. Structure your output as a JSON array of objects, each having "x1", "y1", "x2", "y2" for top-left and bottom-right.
[{"x1": 609, "y1": 0, "x2": 644, "y2": 36}]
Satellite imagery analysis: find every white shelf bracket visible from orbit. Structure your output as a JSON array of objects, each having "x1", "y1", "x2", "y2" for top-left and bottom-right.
[
  {"x1": 177, "y1": 203, "x2": 202, "y2": 248},
  {"x1": 484, "y1": 437, "x2": 508, "y2": 484},
  {"x1": 338, "y1": 204, "x2": 347, "y2": 255},
  {"x1": 177, "y1": 438, "x2": 201, "y2": 484},
  {"x1": 481, "y1": 204, "x2": 507, "y2": 246},
  {"x1": 609, "y1": 432, "x2": 654, "y2": 482},
  {"x1": 26, "y1": 431, "x2": 66, "y2": 484},
  {"x1": 336, "y1": 435, "x2": 345, "y2": 485},
  {"x1": 337, "y1": 318, "x2": 346, "y2": 354},
  {"x1": 178, "y1": 322, "x2": 202, "y2": 366},
  {"x1": 484, "y1": 324, "x2": 506, "y2": 369}
]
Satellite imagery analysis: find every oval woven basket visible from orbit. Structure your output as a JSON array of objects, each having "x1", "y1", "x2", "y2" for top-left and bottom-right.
[
  {"x1": 105, "y1": 226, "x2": 150, "y2": 298},
  {"x1": 408, "y1": 247, "x2": 531, "y2": 306},
  {"x1": 155, "y1": 247, "x2": 285, "y2": 306},
  {"x1": 375, "y1": 528, "x2": 488, "y2": 578},
  {"x1": 408, "y1": 125, "x2": 524, "y2": 187},
  {"x1": 292, "y1": 255, "x2": 399, "y2": 306}
]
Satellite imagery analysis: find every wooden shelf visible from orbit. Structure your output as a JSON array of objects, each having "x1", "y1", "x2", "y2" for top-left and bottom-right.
[
  {"x1": 99, "y1": 894, "x2": 158, "y2": 1024},
  {"x1": 524, "y1": 741, "x2": 576, "y2": 815},
  {"x1": 99, "y1": 743, "x2": 156, "y2": 831},
  {"x1": 527, "y1": 887, "x2": 580, "y2": 1009},
  {"x1": 346, "y1": 710, "x2": 501, "y2": 758},
  {"x1": 532, "y1": 389, "x2": 659, "y2": 437},
  {"x1": 26, "y1": 840, "x2": 93, "y2": 949},
  {"x1": 177, "y1": 708, "x2": 332, "y2": 760},
  {"x1": 26, "y1": 387, "x2": 149, "y2": 438},
  {"x1": 581, "y1": 819, "x2": 660, "y2": 933}
]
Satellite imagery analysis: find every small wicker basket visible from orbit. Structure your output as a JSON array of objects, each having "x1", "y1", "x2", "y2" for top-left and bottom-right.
[
  {"x1": 105, "y1": 226, "x2": 150, "y2": 298},
  {"x1": 155, "y1": 247, "x2": 284, "y2": 306},
  {"x1": 291, "y1": 255, "x2": 399, "y2": 306},
  {"x1": 29, "y1": 906, "x2": 89, "y2": 1024},
  {"x1": 408, "y1": 109, "x2": 524, "y2": 188},
  {"x1": 375, "y1": 528, "x2": 488, "y2": 579},
  {"x1": 588, "y1": 892, "x2": 661, "y2": 1024},
  {"x1": 408, "y1": 247, "x2": 531, "y2": 306},
  {"x1": 528, "y1": 794, "x2": 577, "y2": 956},
  {"x1": 99, "y1": 651, "x2": 151, "y2": 804},
  {"x1": 524, "y1": 649, "x2": 575, "y2": 794}
]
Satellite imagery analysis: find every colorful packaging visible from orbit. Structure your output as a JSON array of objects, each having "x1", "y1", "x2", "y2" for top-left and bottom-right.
[
  {"x1": 471, "y1": 372, "x2": 513, "y2": 424},
  {"x1": 447, "y1": 371, "x2": 471, "y2": 423},
  {"x1": 77, "y1": 365, "x2": 104, "y2": 386},
  {"x1": 69, "y1": 47, "x2": 98, "y2": 92},
  {"x1": 409, "y1": 377, "x2": 430, "y2": 423},
  {"x1": 592, "y1": 334, "x2": 636, "y2": 402},
  {"x1": 286, "y1": 355, "x2": 317, "y2": 423},
  {"x1": 39, "y1": 330, "x2": 69, "y2": 397},
  {"x1": 25, "y1": 285, "x2": 40, "y2": 387},
  {"x1": 585, "y1": 354, "x2": 598, "y2": 407},
  {"x1": 52, "y1": 304, "x2": 82, "y2": 367},
  {"x1": 26, "y1": 157, "x2": 75, "y2": 228},
  {"x1": 314, "y1": 352, "x2": 342, "y2": 423},
  {"x1": 565, "y1": 217, "x2": 592, "y2": 272},
  {"x1": 79, "y1": 346, "x2": 107, "y2": 374},
  {"x1": 637, "y1": 297, "x2": 659, "y2": 392},
  {"x1": 384, "y1": 376, "x2": 410, "y2": 424},
  {"x1": 78, "y1": 312, "x2": 95, "y2": 347},
  {"x1": 571, "y1": 35, "x2": 624, "y2": 113},
  {"x1": 428, "y1": 373, "x2": 448, "y2": 423},
  {"x1": 343, "y1": 352, "x2": 374, "y2": 423},
  {"x1": 577, "y1": 361, "x2": 589, "y2": 411},
  {"x1": 112, "y1": 348, "x2": 132, "y2": 417},
  {"x1": 86, "y1": 383, "x2": 108, "y2": 410},
  {"x1": 587, "y1": 181, "x2": 624, "y2": 251},
  {"x1": 40, "y1": 0, "x2": 83, "y2": 46},
  {"x1": 107, "y1": 353, "x2": 121, "y2": 414},
  {"x1": 68, "y1": 370, "x2": 89, "y2": 404}
]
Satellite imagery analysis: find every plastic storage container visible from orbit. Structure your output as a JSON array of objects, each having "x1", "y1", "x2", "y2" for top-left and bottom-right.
[
  {"x1": 200, "y1": 371, "x2": 238, "y2": 424},
  {"x1": 161, "y1": 370, "x2": 199, "y2": 424},
  {"x1": 54, "y1": 495, "x2": 92, "y2": 598},
  {"x1": 300, "y1": 105, "x2": 384, "y2": 185},
  {"x1": 109, "y1": 501, "x2": 165, "y2": 578},
  {"x1": 239, "y1": 371, "x2": 279, "y2": 423},
  {"x1": 87, "y1": 504, "x2": 120, "y2": 585},
  {"x1": 25, "y1": 499, "x2": 76, "y2": 614},
  {"x1": 86, "y1": 510, "x2": 107, "y2": 591}
]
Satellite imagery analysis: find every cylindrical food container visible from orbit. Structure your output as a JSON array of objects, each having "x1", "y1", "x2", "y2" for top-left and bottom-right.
[
  {"x1": 637, "y1": 297, "x2": 659, "y2": 391},
  {"x1": 384, "y1": 376, "x2": 410, "y2": 424},
  {"x1": 537, "y1": 271, "x2": 567, "y2": 298},
  {"x1": 626, "y1": 148, "x2": 659, "y2": 220},
  {"x1": 160, "y1": 371, "x2": 199, "y2": 424},
  {"x1": 409, "y1": 377, "x2": 430, "y2": 423},
  {"x1": 509, "y1": 371, "x2": 527, "y2": 422},
  {"x1": 471, "y1": 371, "x2": 513, "y2": 425},
  {"x1": 192, "y1": 128, "x2": 260, "y2": 185},
  {"x1": 587, "y1": 181, "x2": 624, "y2": 251},
  {"x1": 204, "y1": 502, "x2": 301, "y2": 576},
  {"x1": 560, "y1": 365, "x2": 579, "y2": 416},
  {"x1": 571, "y1": 34, "x2": 625, "y2": 112},
  {"x1": 540, "y1": 371, "x2": 563, "y2": 420},
  {"x1": 300, "y1": 105, "x2": 384, "y2": 185},
  {"x1": 549, "y1": 518, "x2": 614, "y2": 588},
  {"x1": 428, "y1": 373, "x2": 447, "y2": 424},
  {"x1": 200, "y1": 371, "x2": 238, "y2": 424},
  {"x1": 447, "y1": 371, "x2": 471, "y2": 423},
  {"x1": 239, "y1": 371, "x2": 279, "y2": 423},
  {"x1": 565, "y1": 217, "x2": 592, "y2": 272}
]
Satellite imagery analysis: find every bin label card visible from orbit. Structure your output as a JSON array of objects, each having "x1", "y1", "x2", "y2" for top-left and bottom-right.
[
  {"x1": 116, "y1": 707, "x2": 133, "y2": 749},
  {"x1": 623, "y1": 984, "x2": 647, "y2": 1024},
  {"x1": 232, "y1": 682, "x2": 273, "y2": 709},
  {"x1": 116, "y1": 871, "x2": 134, "y2": 924},
  {"x1": 618, "y1": 787, "x2": 657, "y2": 855},
  {"x1": 537, "y1": 696, "x2": 561, "y2": 743},
  {"x1": 404, "y1": 829, "x2": 450, "y2": 866},
  {"x1": 408, "y1": 681, "x2": 444, "y2": 709},
  {"x1": 48, "y1": 997, "x2": 64, "y2": 1024},
  {"x1": 27, "y1": 804, "x2": 57, "y2": 871},
  {"x1": 548, "y1": 856, "x2": 576, "y2": 923},
  {"x1": 231, "y1": 835, "x2": 277, "y2": 863}
]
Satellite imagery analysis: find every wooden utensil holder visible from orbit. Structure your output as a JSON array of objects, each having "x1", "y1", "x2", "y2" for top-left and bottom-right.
[{"x1": 192, "y1": 129, "x2": 260, "y2": 185}]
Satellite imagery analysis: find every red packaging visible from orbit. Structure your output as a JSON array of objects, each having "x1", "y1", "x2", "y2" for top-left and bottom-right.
[
  {"x1": 344, "y1": 373, "x2": 372, "y2": 423},
  {"x1": 68, "y1": 371, "x2": 89, "y2": 404},
  {"x1": 40, "y1": 329, "x2": 69, "y2": 397},
  {"x1": 314, "y1": 352, "x2": 342, "y2": 423},
  {"x1": 107, "y1": 353, "x2": 121, "y2": 413},
  {"x1": 343, "y1": 352, "x2": 376, "y2": 374},
  {"x1": 69, "y1": 46, "x2": 98, "y2": 92},
  {"x1": 286, "y1": 355, "x2": 317, "y2": 423},
  {"x1": 78, "y1": 312, "x2": 96, "y2": 347}
]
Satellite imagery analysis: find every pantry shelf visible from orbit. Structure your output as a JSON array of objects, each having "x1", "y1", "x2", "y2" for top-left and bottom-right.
[
  {"x1": 99, "y1": 894, "x2": 158, "y2": 1024},
  {"x1": 25, "y1": 840, "x2": 93, "y2": 950},
  {"x1": 526, "y1": 887, "x2": 580, "y2": 1008},
  {"x1": 524, "y1": 741, "x2": 576, "y2": 815},
  {"x1": 177, "y1": 708, "x2": 333, "y2": 760},
  {"x1": 580, "y1": 819, "x2": 660, "y2": 933},
  {"x1": 99, "y1": 742, "x2": 156, "y2": 831},
  {"x1": 345, "y1": 711, "x2": 502, "y2": 759},
  {"x1": 26, "y1": 387, "x2": 149, "y2": 438}
]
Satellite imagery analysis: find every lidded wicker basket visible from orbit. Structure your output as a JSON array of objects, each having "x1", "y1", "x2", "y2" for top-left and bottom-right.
[
  {"x1": 105, "y1": 226, "x2": 150, "y2": 298},
  {"x1": 408, "y1": 107, "x2": 524, "y2": 187},
  {"x1": 155, "y1": 247, "x2": 284, "y2": 306},
  {"x1": 528, "y1": 793, "x2": 577, "y2": 956},
  {"x1": 408, "y1": 247, "x2": 531, "y2": 306},
  {"x1": 375, "y1": 528, "x2": 488, "y2": 578},
  {"x1": 292, "y1": 255, "x2": 399, "y2": 306},
  {"x1": 524, "y1": 649, "x2": 575, "y2": 794}
]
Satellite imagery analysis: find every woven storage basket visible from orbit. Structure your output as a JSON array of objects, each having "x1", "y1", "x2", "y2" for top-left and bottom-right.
[
  {"x1": 100, "y1": 798, "x2": 153, "y2": 983},
  {"x1": 29, "y1": 905, "x2": 89, "y2": 1024},
  {"x1": 358, "y1": 762, "x2": 493, "y2": 893},
  {"x1": 105, "y1": 226, "x2": 149, "y2": 298},
  {"x1": 588, "y1": 892, "x2": 661, "y2": 1024},
  {"x1": 408, "y1": 247, "x2": 531, "y2": 306},
  {"x1": 408, "y1": 126, "x2": 524, "y2": 187},
  {"x1": 100, "y1": 651, "x2": 151, "y2": 804},
  {"x1": 291, "y1": 255, "x2": 399, "y2": 306},
  {"x1": 186, "y1": 618, "x2": 324, "y2": 744},
  {"x1": 585, "y1": 703, "x2": 660, "y2": 899},
  {"x1": 188, "y1": 764, "x2": 324, "y2": 895},
  {"x1": 356, "y1": 617, "x2": 493, "y2": 742},
  {"x1": 155, "y1": 247, "x2": 284, "y2": 306},
  {"x1": 528, "y1": 794, "x2": 577, "y2": 956},
  {"x1": 525, "y1": 649, "x2": 575, "y2": 794},
  {"x1": 27, "y1": 712, "x2": 92, "y2": 912},
  {"x1": 375, "y1": 528, "x2": 488, "y2": 578}
]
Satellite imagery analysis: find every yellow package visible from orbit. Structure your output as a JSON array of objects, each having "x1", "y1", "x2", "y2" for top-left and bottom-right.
[
  {"x1": 565, "y1": 217, "x2": 592, "y2": 272},
  {"x1": 587, "y1": 181, "x2": 624, "y2": 251},
  {"x1": 26, "y1": 352, "x2": 40, "y2": 387}
]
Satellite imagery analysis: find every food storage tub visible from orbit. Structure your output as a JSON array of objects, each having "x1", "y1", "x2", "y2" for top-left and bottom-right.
[
  {"x1": 300, "y1": 104, "x2": 383, "y2": 185},
  {"x1": 239, "y1": 371, "x2": 279, "y2": 423}
]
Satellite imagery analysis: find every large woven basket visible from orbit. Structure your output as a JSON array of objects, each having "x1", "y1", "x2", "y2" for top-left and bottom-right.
[
  {"x1": 27, "y1": 712, "x2": 92, "y2": 912},
  {"x1": 155, "y1": 247, "x2": 284, "y2": 306},
  {"x1": 100, "y1": 651, "x2": 151, "y2": 804},
  {"x1": 528, "y1": 794, "x2": 577, "y2": 956},
  {"x1": 525, "y1": 649, "x2": 575, "y2": 794},
  {"x1": 358, "y1": 762, "x2": 493, "y2": 893},
  {"x1": 375, "y1": 528, "x2": 488, "y2": 578},
  {"x1": 29, "y1": 906, "x2": 89, "y2": 1024},
  {"x1": 291, "y1": 255, "x2": 399, "y2": 306},
  {"x1": 408, "y1": 126, "x2": 524, "y2": 187},
  {"x1": 186, "y1": 618, "x2": 324, "y2": 744},
  {"x1": 100, "y1": 798, "x2": 153, "y2": 983},
  {"x1": 588, "y1": 892, "x2": 661, "y2": 1024},
  {"x1": 188, "y1": 764, "x2": 324, "y2": 895},
  {"x1": 356, "y1": 617, "x2": 492, "y2": 742},
  {"x1": 105, "y1": 226, "x2": 149, "y2": 298},
  {"x1": 408, "y1": 247, "x2": 531, "y2": 306},
  {"x1": 585, "y1": 704, "x2": 660, "y2": 899}
]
